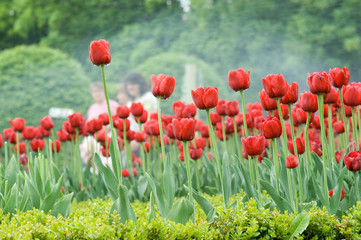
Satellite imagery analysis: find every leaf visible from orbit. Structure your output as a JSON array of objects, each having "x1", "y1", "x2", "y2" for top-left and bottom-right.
[
  {"x1": 137, "y1": 176, "x2": 148, "y2": 198},
  {"x1": 166, "y1": 199, "x2": 194, "y2": 225},
  {"x1": 94, "y1": 153, "x2": 119, "y2": 201},
  {"x1": 287, "y1": 212, "x2": 310, "y2": 240},
  {"x1": 163, "y1": 155, "x2": 175, "y2": 207},
  {"x1": 146, "y1": 173, "x2": 168, "y2": 218},
  {"x1": 234, "y1": 163, "x2": 259, "y2": 204},
  {"x1": 329, "y1": 167, "x2": 346, "y2": 214},
  {"x1": 3, "y1": 184, "x2": 17, "y2": 215},
  {"x1": 186, "y1": 186, "x2": 216, "y2": 222},
  {"x1": 109, "y1": 133, "x2": 121, "y2": 181},
  {"x1": 51, "y1": 193, "x2": 73, "y2": 217},
  {"x1": 109, "y1": 185, "x2": 136, "y2": 224},
  {"x1": 148, "y1": 192, "x2": 156, "y2": 222},
  {"x1": 312, "y1": 153, "x2": 323, "y2": 175},
  {"x1": 222, "y1": 152, "x2": 231, "y2": 209},
  {"x1": 260, "y1": 180, "x2": 293, "y2": 213},
  {"x1": 25, "y1": 175, "x2": 41, "y2": 208},
  {"x1": 310, "y1": 169, "x2": 326, "y2": 206},
  {"x1": 40, "y1": 175, "x2": 64, "y2": 213},
  {"x1": 5, "y1": 156, "x2": 17, "y2": 189}
]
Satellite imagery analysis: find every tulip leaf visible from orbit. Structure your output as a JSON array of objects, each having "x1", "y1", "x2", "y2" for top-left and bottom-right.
[
  {"x1": 51, "y1": 193, "x2": 73, "y2": 217},
  {"x1": 167, "y1": 198, "x2": 193, "y2": 225},
  {"x1": 286, "y1": 212, "x2": 310, "y2": 240},
  {"x1": 148, "y1": 192, "x2": 156, "y2": 222},
  {"x1": 260, "y1": 180, "x2": 293, "y2": 213},
  {"x1": 109, "y1": 133, "x2": 121, "y2": 181},
  {"x1": 40, "y1": 175, "x2": 63, "y2": 213},
  {"x1": 163, "y1": 155, "x2": 175, "y2": 207},
  {"x1": 5, "y1": 156, "x2": 17, "y2": 189},
  {"x1": 146, "y1": 173, "x2": 168, "y2": 218},
  {"x1": 3, "y1": 184, "x2": 17, "y2": 215},
  {"x1": 94, "y1": 153, "x2": 119, "y2": 201},
  {"x1": 185, "y1": 186, "x2": 216, "y2": 222},
  {"x1": 234, "y1": 163, "x2": 258, "y2": 203},
  {"x1": 137, "y1": 175, "x2": 148, "y2": 198},
  {"x1": 51, "y1": 162, "x2": 61, "y2": 183},
  {"x1": 25, "y1": 174, "x2": 41, "y2": 208},
  {"x1": 222, "y1": 152, "x2": 231, "y2": 209},
  {"x1": 109, "y1": 185, "x2": 136, "y2": 224},
  {"x1": 310, "y1": 169, "x2": 326, "y2": 206},
  {"x1": 329, "y1": 167, "x2": 346, "y2": 214},
  {"x1": 312, "y1": 153, "x2": 323, "y2": 175}
]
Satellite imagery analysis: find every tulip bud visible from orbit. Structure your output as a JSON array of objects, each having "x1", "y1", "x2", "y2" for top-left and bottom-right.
[
  {"x1": 228, "y1": 68, "x2": 250, "y2": 91},
  {"x1": 89, "y1": 39, "x2": 111, "y2": 66},
  {"x1": 285, "y1": 155, "x2": 299, "y2": 169}
]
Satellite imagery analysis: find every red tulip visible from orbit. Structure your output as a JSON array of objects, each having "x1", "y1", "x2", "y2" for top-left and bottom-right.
[
  {"x1": 329, "y1": 67, "x2": 350, "y2": 88},
  {"x1": 130, "y1": 102, "x2": 144, "y2": 117},
  {"x1": 335, "y1": 150, "x2": 344, "y2": 164},
  {"x1": 9, "y1": 118, "x2": 25, "y2": 132},
  {"x1": 200, "y1": 124, "x2": 209, "y2": 138},
  {"x1": 116, "y1": 105, "x2": 130, "y2": 119},
  {"x1": 134, "y1": 110, "x2": 148, "y2": 124},
  {"x1": 342, "y1": 82, "x2": 361, "y2": 106},
  {"x1": 333, "y1": 121, "x2": 345, "y2": 135},
  {"x1": 343, "y1": 151, "x2": 361, "y2": 172},
  {"x1": 189, "y1": 148, "x2": 202, "y2": 160},
  {"x1": 300, "y1": 91, "x2": 318, "y2": 113},
  {"x1": 259, "y1": 90, "x2": 277, "y2": 111},
  {"x1": 57, "y1": 129, "x2": 71, "y2": 142},
  {"x1": 151, "y1": 74, "x2": 176, "y2": 99},
  {"x1": 287, "y1": 137, "x2": 305, "y2": 154},
  {"x1": 165, "y1": 124, "x2": 176, "y2": 139},
  {"x1": 0, "y1": 134, "x2": 2, "y2": 148},
  {"x1": 280, "y1": 82, "x2": 299, "y2": 104},
  {"x1": 3, "y1": 128, "x2": 15, "y2": 140},
  {"x1": 328, "y1": 188, "x2": 345, "y2": 201},
  {"x1": 173, "y1": 101, "x2": 197, "y2": 118},
  {"x1": 143, "y1": 120, "x2": 159, "y2": 136},
  {"x1": 40, "y1": 116, "x2": 54, "y2": 130},
  {"x1": 30, "y1": 139, "x2": 45, "y2": 152},
  {"x1": 241, "y1": 135, "x2": 266, "y2": 156},
  {"x1": 143, "y1": 142, "x2": 151, "y2": 152},
  {"x1": 19, "y1": 153, "x2": 28, "y2": 165},
  {"x1": 89, "y1": 39, "x2": 111, "y2": 66},
  {"x1": 216, "y1": 100, "x2": 227, "y2": 116},
  {"x1": 134, "y1": 131, "x2": 147, "y2": 142},
  {"x1": 196, "y1": 137, "x2": 207, "y2": 150},
  {"x1": 172, "y1": 118, "x2": 196, "y2": 142},
  {"x1": 210, "y1": 112, "x2": 222, "y2": 126},
  {"x1": 101, "y1": 145, "x2": 109, "y2": 157},
  {"x1": 86, "y1": 119, "x2": 103, "y2": 134},
  {"x1": 323, "y1": 87, "x2": 339, "y2": 104},
  {"x1": 307, "y1": 72, "x2": 331, "y2": 94},
  {"x1": 51, "y1": 140, "x2": 61, "y2": 153},
  {"x1": 273, "y1": 104, "x2": 289, "y2": 120},
  {"x1": 311, "y1": 140, "x2": 322, "y2": 157},
  {"x1": 261, "y1": 117, "x2": 282, "y2": 139},
  {"x1": 285, "y1": 155, "x2": 299, "y2": 169},
  {"x1": 191, "y1": 87, "x2": 219, "y2": 109},
  {"x1": 13, "y1": 142, "x2": 26, "y2": 154},
  {"x1": 228, "y1": 68, "x2": 250, "y2": 91},
  {"x1": 98, "y1": 113, "x2": 109, "y2": 125},
  {"x1": 22, "y1": 126, "x2": 36, "y2": 140},
  {"x1": 225, "y1": 100, "x2": 240, "y2": 116},
  {"x1": 262, "y1": 74, "x2": 288, "y2": 99},
  {"x1": 122, "y1": 169, "x2": 130, "y2": 177},
  {"x1": 68, "y1": 112, "x2": 85, "y2": 129}
]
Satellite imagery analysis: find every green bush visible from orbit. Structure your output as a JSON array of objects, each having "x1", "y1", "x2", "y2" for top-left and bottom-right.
[
  {"x1": 0, "y1": 195, "x2": 358, "y2": 239},
  {"x1": 0, "y1": 45, "x2": 92, "y2": 130}
]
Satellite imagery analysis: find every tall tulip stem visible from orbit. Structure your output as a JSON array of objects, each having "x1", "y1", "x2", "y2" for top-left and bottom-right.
[
  {"x1": 317, "y1": 94, "x2": 329, "y2": 208},
  {"x1": 232, "y1": 117, "x2": 241, "y2": 158},
  {"x1": 157, "y1": 97, "x2": 166, "y2": 163},
  {"x1": 272, "y1": 138, "x2": 280, "y2": 194},
  {"x1": 276, "y1": 99, "x2": 288, "y2": 157},
  {"x1": 101, "y1": 65, "x2": 122, "y2": 184},
  {"x1": 240, "y1": 90, "x2": 249, "y2": 137},
  {"x1": 351, "y1": 107, "x2": 359, "y2": 150},
  {"x1": 183, "y1": 141, "x2": 195, "y2": 223},
  {"x1": 339, "y1": 88, "x2": 349, "y2": 149}
]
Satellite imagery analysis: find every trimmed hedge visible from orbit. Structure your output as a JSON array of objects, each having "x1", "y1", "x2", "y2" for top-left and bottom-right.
[
  {"x1": 0, "y1": 194, "x2": 359, "y2": 239},
  {"x1": 0, "y1": 45, "x2": 92, "y2": 130}
]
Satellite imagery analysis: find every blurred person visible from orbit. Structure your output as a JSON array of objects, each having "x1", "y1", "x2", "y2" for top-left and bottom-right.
[
  {"x1": 117, "y1": 83, "x2": 130, "y2": 105},
  {"x1": 87, "y1": 81, "x2": 119, "y2": 120}
]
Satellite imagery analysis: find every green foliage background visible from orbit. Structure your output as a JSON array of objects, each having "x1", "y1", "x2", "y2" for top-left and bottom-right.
[
  {"x1": 0, "y1": 45, "x2": 92, "y2": 130},
  {"x1": 0, "y1": 0, "x2": 360, "y2": 128}
]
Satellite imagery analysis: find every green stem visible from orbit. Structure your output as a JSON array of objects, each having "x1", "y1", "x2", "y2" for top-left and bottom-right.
[
  {"x1": 355, "y1": 172, "x2": 360, "y2": 202},
  {"x1": 351, "y1": 107, "x2": 358, "y2": 150},
  {"x1": 339, "y1": 88, "x2": 349, "y2": 150},
  {"x1": 292, "y1": 169, "x2": 299, "y2": 212},
  {"x1": 240, "y1": 90, "x2": 249, "y2": 137},
  {"x1": 4, "y1": 142, "x2": 8, "y2": 169},
  {"x1": 254, "y1": 156, "x2": 262, "y2": 205},
  {"x1": 317, "y1": 94, "x2": 329, "y2": 208},
  {"x1": 304, "y1": 112, "x2": 312, "y2": 176},
  {"x1": 328, "y1": 104, "x2": 335, "y2": 170},
  {"x1": 221, "y1": 116, "x2": 227, "y2": 151},
  {"x1": 137, "y1": 120, "x2": 146, "y2": 174},
  {"x1": 233, "y1": 117, "x2": 242, "y2": 158},
  {"x1": 123, "y1": 119, "x2": 131, "y2": 168},
  {"x1": 101, "y1": 65, "x2": 122, "y2": 184},
  {"x1": 287, "y1": 168, "x2": 295, "y2": 211},
  {"x1": 272, "y1": 138, "x2": 280, "y2": 194},
  {"x1": 183, "y1": 141, "x2": 195, "y2": 223},
  {"x1": 195, "y1": 160, "x2": 201, "y2": 191},
  {"x1": 157, "y1": 97, "x2": 166, "y2": 163},
  {"x1": 276, "y1": 99, "x2": 288, "y2": 157}
]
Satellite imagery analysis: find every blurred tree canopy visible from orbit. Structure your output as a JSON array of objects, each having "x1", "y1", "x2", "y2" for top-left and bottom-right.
[{"x1": 0, "y1": 0, "x2": 360, "y2": 127}]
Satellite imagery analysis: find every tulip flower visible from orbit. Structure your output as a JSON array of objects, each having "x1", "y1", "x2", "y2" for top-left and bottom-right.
[
  {"x1": 13, "y1": 142, "x2": 26, "y2": 154},
  {"x1": 225, "y1": 100, "x2": 240, "y2": 116},
  {"x1": 116, "y1": 105, "x2": 130, "y2": 119},
  {"x1": 262, "y1": 74, "x2": 288, "y2": 99},
  {"x1": 189, "y1": 148, "x2": 202, "y2": 160},
  {"x1": 280, "y1": 82, "x2": 299, "y2": 104},
  {"x1": 216, "y1": 100, "x2": 227, "y2": 116},
  {"x1": 51, "y1": 140, "x2": 61, "y2": 153},
  {"x1": 342, "y1": 83, "x2": 361, "y2": 106},
  {"x1": 191, "y1": 87, "x2": 219, "y2": 109},
  {"x1": 39, "y1": 116, "x2": 54, "y2": 131},
  {"x1": 285, "y1": 155, "x2": 299, "y2": 169},
  {"x1": 89, "y1": 39, "x2": 111, "y2": 66},
  {"x1": 287, "y1": 137, "x2": 305, "y2": 155},
  {"x1": 241, "y1": 135, "x2": 266, "y2": 156},
  {"x1": 335, "y1": 150, "x2": 344, "y2": 164},
  {"x1": 172, "y1": 118, "x2": 196, "y2": 142},
  {"x1": 343, "y1": 151, "x2": 361, "y2": 172},
  {"x1": 130, "y1": 102, "x2": 144, "y2": 117},
  {"x1": 300, "y1": 91, "x2": 318, "y2": 113},
  {"x1": 228, "y1": 68, "x2": 250, "y2": 91},
  {"x1": 9, "y1": 117, "x2": 25, "y2": 132},
  {"x1": 134, "y1": 110, "x2": 148, "y2": 124},
  {"x1": 22, "y1": 126, "x2": 36, "y2": 140},
  {"x1": 329, "y1": 67, "x2": 350, "y2": 88},
  {"x1": 151, "y1": 74, "x2": 176, "y2": 99},
  {"x1": 259, "y1": 90, "x2": 277, "y2": 111},
  {"x1": 323, "y1": 87, "x2": 339, "y2": 104},
  {"x1": 261, "y1": 117, "x2": 282, "y2": 139},
  {"x1": 98, "y1": 113, "x2": 110, "y2": 125},
  {"x1": 0, "y1": 134, "x2": 3, "y2": 148},
  {"x1": 200, "y1": 124, "x2": 209, "y2": 138},
  {"x1": 307, "y1": 72, "x2": 331, "y2": 94},
  {"x1": 210, "y1": 112, "x2": 222, "y2": 126},
  {"x1": 30, "y1": 139, "x2": 45, "y2": 152},
  {"x1": 68, "y1": 112, "x2": 85, "y2": 129},
  {"x1": 333, "y1": 121, "x2": 345, "y2": 135}
]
